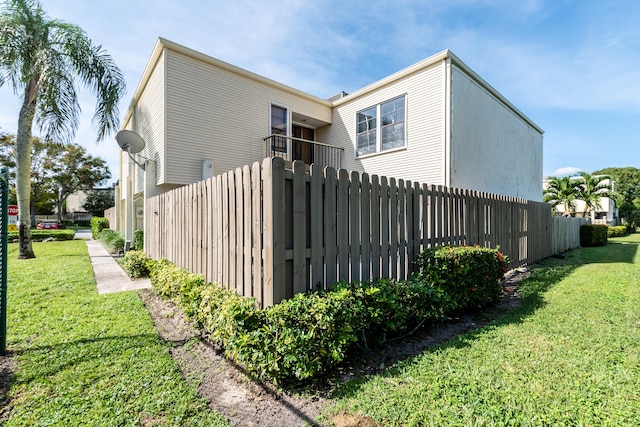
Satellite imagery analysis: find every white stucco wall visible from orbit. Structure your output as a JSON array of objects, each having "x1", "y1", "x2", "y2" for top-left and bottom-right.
[{"x1": 448, "y1": 66, "x2": 543, "y2": 201}]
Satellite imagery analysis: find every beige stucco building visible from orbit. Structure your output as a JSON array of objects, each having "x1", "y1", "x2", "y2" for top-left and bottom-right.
[{"x1": 115, "y1": 38, "x2": 543, "y2": 241}]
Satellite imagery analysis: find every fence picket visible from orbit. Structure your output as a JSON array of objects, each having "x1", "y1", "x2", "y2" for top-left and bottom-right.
[
  {"x1": 293, "y1": 161, "x2": 307, "y2": 295},
  {"x1": 380, "y1": 176, "x2": 389, "y2": 278},
  {"x1": 371, "y1": 175, "x2": 380, "y2": 280},
  {"x1": 350, "y1": 171, "x2": 361, "y2": 282},
  {"x1": 361, "y1": 173, "x2": 370, "y2": 281},
  {"x1": 324, "y1": 167, "x2": 337, "y2": 288},
  {"x1": 337, "y1": 169, "x2": 349, "y2": 282},
  {"x1": 243, "y1": 165, "x2": 252, "y2": 297},
  {"x1": 251, "y1": 162, "x2": 262, "y2": 302},
  {"x1": 389, "y1": 178, "x2": 398, "y2": 279},
  {"x1": 310, "y1": 164, "x2": 323, "y2": 290}
]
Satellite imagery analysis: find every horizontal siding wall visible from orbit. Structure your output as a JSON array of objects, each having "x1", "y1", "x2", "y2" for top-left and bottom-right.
[
  {"x1": 321, "y1": 60, "x2": 447, "y2": 186},
  {"x1": 449, "y1": 65, "x2": 543, "y2": 201},
  {"x1": 128, "y1": 51, "x2": 166, "y2": 193},
  {"x1": 164, "y1": 49, "x2": 332, "y2": 185},
  {"x1": 146, "y1": 157, "x2": 554, "y2": 308}
]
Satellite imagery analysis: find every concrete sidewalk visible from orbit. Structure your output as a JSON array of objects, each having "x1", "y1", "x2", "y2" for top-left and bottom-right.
[{"x1": 78, "y1": 231, "x2": 152, "y2": 294}]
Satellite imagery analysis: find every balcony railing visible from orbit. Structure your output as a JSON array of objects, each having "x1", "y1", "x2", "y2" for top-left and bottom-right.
[{"x1": 264, "y1": 134, "x2": 343, "y2": 170}]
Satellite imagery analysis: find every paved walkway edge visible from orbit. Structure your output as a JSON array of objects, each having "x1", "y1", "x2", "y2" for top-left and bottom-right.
[{"x1": 84, "y1": 239, "x2": 151, "y2": 294}]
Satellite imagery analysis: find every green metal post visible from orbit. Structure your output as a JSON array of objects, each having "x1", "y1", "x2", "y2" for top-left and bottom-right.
[{"x1": 0, "y1": 166, "x2": 8, "y2": 355}]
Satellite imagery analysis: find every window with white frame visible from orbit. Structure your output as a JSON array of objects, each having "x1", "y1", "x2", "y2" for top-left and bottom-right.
[
  {"x1": 356, "y1": 95, "x2": 406, "y2": 157},
  {"x1": 270, "y1": 104, "x2": 288, "y2": 153}
]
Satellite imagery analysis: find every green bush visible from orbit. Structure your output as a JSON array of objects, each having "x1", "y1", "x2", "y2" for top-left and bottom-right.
[
  {"x1": 333, "y1": 279, "x2": 451, "y2": 344},
  {"x1": 580, "y1": 224, "x2": 608, "y2": 247},
  {"x1": 90, "y1": 217, "x2": 109, "y2": 240},
  {"x1": 147, "y1": 249, "x2": 493, "y2": 384},
  {"x1": 97, "y1": 229, "x2": 125, "y2": 254},
  {"x1": 123, "y1": 250, "x2": 151, "y2": 278},
  {"x1": 608, "y1": 225, "x2": 628, "y2": 238},
  {"x1": 134, "y1": 229, "x2": 144, "y2": 251},
  {"x1": 8, "y1": 229, "x2": 76, "y2": 241},
  {"x1": 149, "y1": 258, "x2": 209, "y2": 321},
  {"x1": 411, "y1": 245, "x2": 509, "y2": 311}
]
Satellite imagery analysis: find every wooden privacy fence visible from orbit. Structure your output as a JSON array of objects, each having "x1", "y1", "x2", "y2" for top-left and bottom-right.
[
  {"x1": 145, "y1": 157, "x2": 554, "y2": 308},
  {"x1": 551, "y1": 216, "x2": 588, "y2": 254}
]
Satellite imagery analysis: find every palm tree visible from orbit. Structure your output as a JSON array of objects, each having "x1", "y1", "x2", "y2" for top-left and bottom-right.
[
  {"x1": 576, "y1": 172, "x2": 612, "y2": 220},
  {"x1": 543, "y1": 175, "x2": 581, "y2": 215},
  {"x1": 0, "y1": 0, "x2": 125, "y2": 258}
]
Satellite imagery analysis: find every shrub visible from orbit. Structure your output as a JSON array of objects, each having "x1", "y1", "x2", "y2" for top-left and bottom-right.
[
  {"x1": 8, "y1": 230, "x2": 75, "y2": 241},
  {"x1": 148, "y1": 258, "x2": 209, "y2": 321},
  {"x1": 90, "y1": 217, "x2": 109, "y2": 240},
  {"x1": 411, "y1": 245, "x2": 509, "y2": 311},
  {"x1": 580, "y1": 224, "x2": 608, "y2": 247},
  {"x1": 332, "y1": 279, "x2": 451, "y2": 344},
  {"x1": 608, "y1": 225, "x2": 628, "y2": 238},
  {"x1": 147, "y1": 246, "x2": 510, "y2": 384},
  {"x1": 147, "y1": 257, "x2": 468, "y2": 384},
  {"x1": 97, "y1": 229, "x2": 125, "y2": 254},
  {"x1": 123, "y1": 250, "x2": 151, "y2": 278},
  {"x1": 134, "y1": 229, "x2": 144, "y2": 251}
]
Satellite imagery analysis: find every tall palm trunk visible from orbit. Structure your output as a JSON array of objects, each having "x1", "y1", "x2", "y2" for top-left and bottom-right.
[{"x1": 16, "y1": 80, "x2": 38, "y2": 259}]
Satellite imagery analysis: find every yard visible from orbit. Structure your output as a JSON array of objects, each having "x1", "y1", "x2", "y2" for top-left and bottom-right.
[
  {"x1": 0, "y1": 234, "x2": 639, "y2": 426},
  {"x1": 0, "y1": 240, "x2": 229, "y2": 426}
]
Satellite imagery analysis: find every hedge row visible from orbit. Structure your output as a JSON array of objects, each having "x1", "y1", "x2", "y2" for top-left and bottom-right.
[
  {"x1": 90, "y1": 217, "x2": 109, "y2": 240},
  {"x1": 580, "y1": 224, "x2": 608, "y2": 247},
  {"x1": 135, "y1": 245, "x2": 509, "y2": 384},
  {"x1": 7, "y1": 229, "x2": 75, "y2": 241},
  {"x1": 608, "y1": 225, "x2": 630, "y2": 238}
]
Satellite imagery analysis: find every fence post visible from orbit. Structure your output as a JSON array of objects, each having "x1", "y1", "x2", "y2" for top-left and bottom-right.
[{"x1": 262, "y1": 157, "x2": 286, "y2": 306}]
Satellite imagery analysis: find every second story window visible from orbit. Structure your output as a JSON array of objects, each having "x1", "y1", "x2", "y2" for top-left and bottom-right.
[
  {"x1": 271, "y1": 104, "x2": 288, "y2": 153},
  {"x1": 356, "y1": 95, "x2": 406, "y2": 157}
]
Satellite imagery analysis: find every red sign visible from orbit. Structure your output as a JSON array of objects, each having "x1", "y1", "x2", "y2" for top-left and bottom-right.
[{"x1": 8, "y1": 205, "x2": 18, "y2": 216}]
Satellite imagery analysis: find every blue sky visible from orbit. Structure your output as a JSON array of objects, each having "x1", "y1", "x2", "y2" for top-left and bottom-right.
[{"x1": 1, "y1": 0, "x2": 639, "y2": 183}]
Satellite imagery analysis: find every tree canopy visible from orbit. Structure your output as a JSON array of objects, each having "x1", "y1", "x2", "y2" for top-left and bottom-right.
[
  {"x1": 0, "y1": 132, "x2": 112, "y2": 221},
  {"x1": 0, "y1": 0, "x2": 125, "y2": 258},
  {"x1": 576, "y1": 172, "x2": 612, "y2": 218},
  {"x1": 82, "y1": 189, "x2": 114, "y2": 217},
  {"x1": 594, "y1": 166, "x2": 640, "y2": 226},
  {"x1": 543, "y1": 176, "x2": 581, "y2": 214}
]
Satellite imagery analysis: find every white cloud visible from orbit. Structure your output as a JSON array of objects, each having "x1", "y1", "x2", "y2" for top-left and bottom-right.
[{"x1": 547, "y1": 167, "x2": 583, "y2": 178}]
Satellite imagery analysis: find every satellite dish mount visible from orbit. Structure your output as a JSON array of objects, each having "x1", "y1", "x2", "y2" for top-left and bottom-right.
[{"x1": 116, "y1": 130, "x2": 147, "y2": 170}]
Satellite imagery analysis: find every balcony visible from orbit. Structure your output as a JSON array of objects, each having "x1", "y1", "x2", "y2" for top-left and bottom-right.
[{"x1": 264, "y1": 135, "x2": 343, "y2": 170}]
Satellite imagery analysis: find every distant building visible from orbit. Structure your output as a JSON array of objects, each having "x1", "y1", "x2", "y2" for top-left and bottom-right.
[{"x1": 543, "y1": 176, "x2": 618, "y2": 225}]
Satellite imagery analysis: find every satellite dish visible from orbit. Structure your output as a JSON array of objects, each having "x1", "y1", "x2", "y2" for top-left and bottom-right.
[{"x1": 116, "y1": 130, "x2": 146, "y2": 154}]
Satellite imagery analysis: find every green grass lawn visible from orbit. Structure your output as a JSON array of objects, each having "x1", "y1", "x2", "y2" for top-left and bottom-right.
[
  {"x1": 4, "y1": 235, "x2": 639, "y2": 426},
  {"x1": 330, "y1": 234, "x2": 640, "y2": 426},
  {"x1": 3, "y1": 240, "x2": 230, "y2": 426}
]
